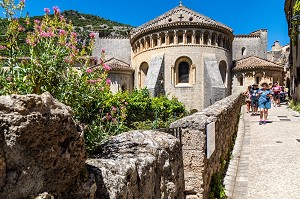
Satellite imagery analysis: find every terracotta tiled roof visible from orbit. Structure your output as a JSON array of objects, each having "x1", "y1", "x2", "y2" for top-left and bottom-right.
[
  {"x1": 130, "y1": 4, "x2": 232, "y2": 39},
  {"x1": 233, "y1": 56, "x2": 284, "y2": 71},
  {"x1": 105, "y1": 58, "x2": 134, "y2": 72}
]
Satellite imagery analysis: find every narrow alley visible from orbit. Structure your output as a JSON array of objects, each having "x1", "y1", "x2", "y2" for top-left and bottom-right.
[{"x1": 225, "y1": 105, "x2": 300, "y2": 199}]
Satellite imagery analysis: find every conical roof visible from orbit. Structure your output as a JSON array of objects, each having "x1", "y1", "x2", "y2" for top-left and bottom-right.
[{"x1": 130, "y1": 3, "x2": 233, "y2": 40}]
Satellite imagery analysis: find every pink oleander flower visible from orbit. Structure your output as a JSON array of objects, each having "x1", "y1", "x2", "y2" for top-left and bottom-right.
[
  {"x1": 89, "y1": 32, "x2": 96, "y2": 39},
  {"x1": 53, "y1": 6, "x2": 60, "y2": 14},
  {"x1": 44, "y1": 8, "x2": 50, "y2": 14},
  {"x1": 112, "y1": 118, "x2": 117, "y2": 123},
  {"x1": 120, "y1": 106, "x2": 125, "y2": 110},
  {"x1": 59, "y1": 29, "x2": 66, "y2": 36},
  {"x1": 0, "y1": 45, "x2": 7, "y2": 50},
  {"x1": 106, "y1": 79, "x2": 111, "y2": 85},
  {"x1": 97, "y1": 78, "x2": 102, "y2": 82},
  {"x1": 99, "y1": 87, "x2": 104, "y2": 91},
  {"x1": 86, "y1": 68, "x2": 93, "y2": 73},
  {"x1": 103, "y1": 64, "x2": 111, "y2": 71},
  {"x1": 106, "y1": 114, "x2": 112, "y2": 120},
  {"x1": 111, "y1": 106, "x2": 117, "y2": 112},
  {"x1": 71, "y1": 32, "x2": 77, "y2": 37},
  {"x1": 34, "y1": 19, "x2": 40, "y2": 24},
  {"x1": 20, "y1": 0, "x2": 25, "y2": 3},
  {"x1": 18, "y1": 26, "x2": 25, "y2": 32},
  {"x1": 101, "y1": 48, "x2": 106, "y2": 53},
  {"x1": 125, "y1": 102, "x2": 128, "y2": 105},
  {"x1": 60, "y1": 15, "x2": 65, "y2": 20}
]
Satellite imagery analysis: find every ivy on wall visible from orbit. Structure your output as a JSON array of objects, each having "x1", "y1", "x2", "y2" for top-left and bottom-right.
[{"x1": 292, "y1": 0, "x2": 300, "y2": 45}]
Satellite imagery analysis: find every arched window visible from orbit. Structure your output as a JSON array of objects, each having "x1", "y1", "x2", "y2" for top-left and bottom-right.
[
  {"x1": 204, "y1": 32, "x2": 209, "y2": 45},
  {"x1": 219, "y1": 60, "x2": 227, "y2": 84},
  {"x1": 241, "y1": 47, "x2": 246, "y2": 56},
  {"x1": 195, "y1": 32, "x2": 201, "y2": 44},
  {"x1": 178, "y1": 62, "x2": 190, "y2": 83},
  {"x1": 174, "y1": 57, "x2": 194, "y2": 85},
  {"x1": 255, "y1": 74, "x2": 262, "y2": 85},
  {"x1": 121, "y1": 84, "x2": 127, "y2": 92},
  {"x1": 238, "y1": 76, "x2": 244, "y2": 86},
  {"x1": 211, "y1": 33, "x2": 216, "y2": 46},
  {"x1": 139, "y1": 62, "x2": 149, "y2": 88}
]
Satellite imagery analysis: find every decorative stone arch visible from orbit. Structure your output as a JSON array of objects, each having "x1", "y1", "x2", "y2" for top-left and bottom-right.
[
  {"x1": 186, "y1": 30, "x2": 193, "y2": 44},
  {"x1": 160, "y1": 32, "x2": 166, "y2": 46},
  {"x1": 140, "y1": 38, "x2": 145, "y2": 51},
  {"x1": 219, "y1": 60, "x2": 227, "y2": 84},
  {"x1": 168, "y1": 31, "x2": 175, "y2": 45},
  {"x1": 177, "y1": 30, "x2": 184, "y2": 44},
  {"x1": 217, "y1": 34, "x2": 223, "y2": 47},
  {"x1": 145, "y1": 36, "x2": 151, "y2": 49},
  {"x1": 173, "y1": 56, "x2": 195, "y2": 85},
  {"x1": 139, "y1": 62, "x2": 149, "y2": 88},
  {"x1": 203, "y1": 31, "x2": 210, "y2": 45},
  {"x1": 152, "y1": 34, "x2": 158, "y2": 47},
  {"x1": 211, "y1": 32, "x2": 217, "y2": 46},
  {"x1": 195, "y1": 30, "x2": 202, "y2": 44}
]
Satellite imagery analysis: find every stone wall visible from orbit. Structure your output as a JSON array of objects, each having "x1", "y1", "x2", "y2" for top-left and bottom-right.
[
  {"x1": 87, "y1": 130, "x2": 185, "y2": 199},
  {"x1": 169, "y1": 93, "x2": 244, "y2": 199},
  {"x1": 232, "y1": 30, "x2": 268, "y2": 61},
  {"x1": 93, "y1": 36, "x2": 131, "y2": 64}
]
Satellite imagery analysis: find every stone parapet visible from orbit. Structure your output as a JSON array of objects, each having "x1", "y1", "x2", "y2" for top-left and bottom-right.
[
  {"x1": 87, "y1": 130, "x2": 185, "y2": 199},
  {"x1": 170, "y1": 93, "x2": 244, "y2": 199}
]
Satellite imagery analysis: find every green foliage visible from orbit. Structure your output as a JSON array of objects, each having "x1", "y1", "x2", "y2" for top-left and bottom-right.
[
  {"x1": 292, "y1": 0, "x2": 300, "y2": 45},
  {"x1": 209, "y1": 173, "x2": 227, "y2": 199},
  {"x1": 290, "y1": 100, "x2": 300, "y2": 112},
  {"x1": 0, "y1": 2, "x2": 187, "y2": 156}
]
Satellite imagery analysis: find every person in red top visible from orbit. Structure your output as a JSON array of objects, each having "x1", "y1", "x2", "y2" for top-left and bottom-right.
[{"x1": 272, "y1": 82, "x2": 281, "y2": 107}]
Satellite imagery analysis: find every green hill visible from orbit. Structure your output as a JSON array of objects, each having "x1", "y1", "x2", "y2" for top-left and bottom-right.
[{"x1": 0, "y1": 10, "x2": 133, "y2": 56}]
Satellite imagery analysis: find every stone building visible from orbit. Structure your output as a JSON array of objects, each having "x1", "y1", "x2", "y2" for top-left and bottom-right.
[
  {"x1": 92, "y1": 2, "x2": 274, "y2": 110},
  {"x1": 232, "y1": 29, "x2": 268, "y2": 61},
  {"x1": 93, "y1": 36, "x2": 134, "y2": 93},
  {"x1": 285, "y1": 0, "x2": 300, "y2": 101},
  {"x1": 94, "y1": 2, "x2": 234, "y2": 111},
  {"x1": 232, "y1": 56, "x2": 284, "y2": 93}
]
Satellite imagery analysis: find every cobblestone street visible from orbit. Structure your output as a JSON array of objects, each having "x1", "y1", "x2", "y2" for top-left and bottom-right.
[{"x1": 225, "y1": 104, "x2": 300, "y2": 199}]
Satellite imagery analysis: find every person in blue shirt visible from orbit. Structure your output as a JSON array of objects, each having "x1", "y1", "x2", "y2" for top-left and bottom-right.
[
  {"x1": 258, "y1": 82, "x2": 273, "y2": 125},
  {"x1": 250, "y1": 83, "x2": 259, "y2": 116}
]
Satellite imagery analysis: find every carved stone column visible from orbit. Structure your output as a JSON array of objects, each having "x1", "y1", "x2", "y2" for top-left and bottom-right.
[
  {"x1": 183, "y1": 30, "x2": 187, "y2": 44},
  {"x1": 165, "y1": 31, "x2": 169, "y2": 45},
  {"x1": 192, "y1": 30, "x2": 196, "y2": 44},
  {"x1": 175, "y1": 30, "x2": 178, "y2": 44}
]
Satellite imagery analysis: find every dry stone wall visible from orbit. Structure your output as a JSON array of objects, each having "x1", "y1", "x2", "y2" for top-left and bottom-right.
[
  {"x1": 87, "y1": 130, "x2": 185, "y2": 199},
  {"x1": 170, "y1": 93, "x2": 243, "y2": 199}
]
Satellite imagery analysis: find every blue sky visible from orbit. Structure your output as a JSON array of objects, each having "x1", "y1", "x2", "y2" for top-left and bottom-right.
[{"x1": 17, "y1": 0, "x2": 290, "y2": 50}]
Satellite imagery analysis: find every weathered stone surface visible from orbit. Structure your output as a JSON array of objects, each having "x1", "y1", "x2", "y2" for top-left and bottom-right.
[
  {"x1": 0, "y1": 92, "x2": 86, "y2": 199},
  {"x1": 87, "y1": 130, "x2": 184, "y2": 199},
  {"x1": 170, "y1": 93, "x2": 243, "y2": 199}
]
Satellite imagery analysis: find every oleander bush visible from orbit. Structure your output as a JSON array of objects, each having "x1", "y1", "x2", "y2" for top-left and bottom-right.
[{"x1": 0, "y1": 1, "x2": 187, "y2": 154}]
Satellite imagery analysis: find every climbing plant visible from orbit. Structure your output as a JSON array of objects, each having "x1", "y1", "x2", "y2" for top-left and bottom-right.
[{"x1": 291, "y1": 0, "x2": 300, "y2": 45}]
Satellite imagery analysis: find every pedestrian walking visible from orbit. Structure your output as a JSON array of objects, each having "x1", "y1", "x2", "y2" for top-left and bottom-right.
[
  {"x1": 272, "y1": 82, "x2": 281, "y2": 107},
  {"x1": 258, "y1": 82, "x2": 273, "y2": 125},
  {"x1": 250, "y1": 83, "x2": 259, "y2": 116},
  {"x1": 244, "y1": 85, "x2": 252, "y2": 113}
]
